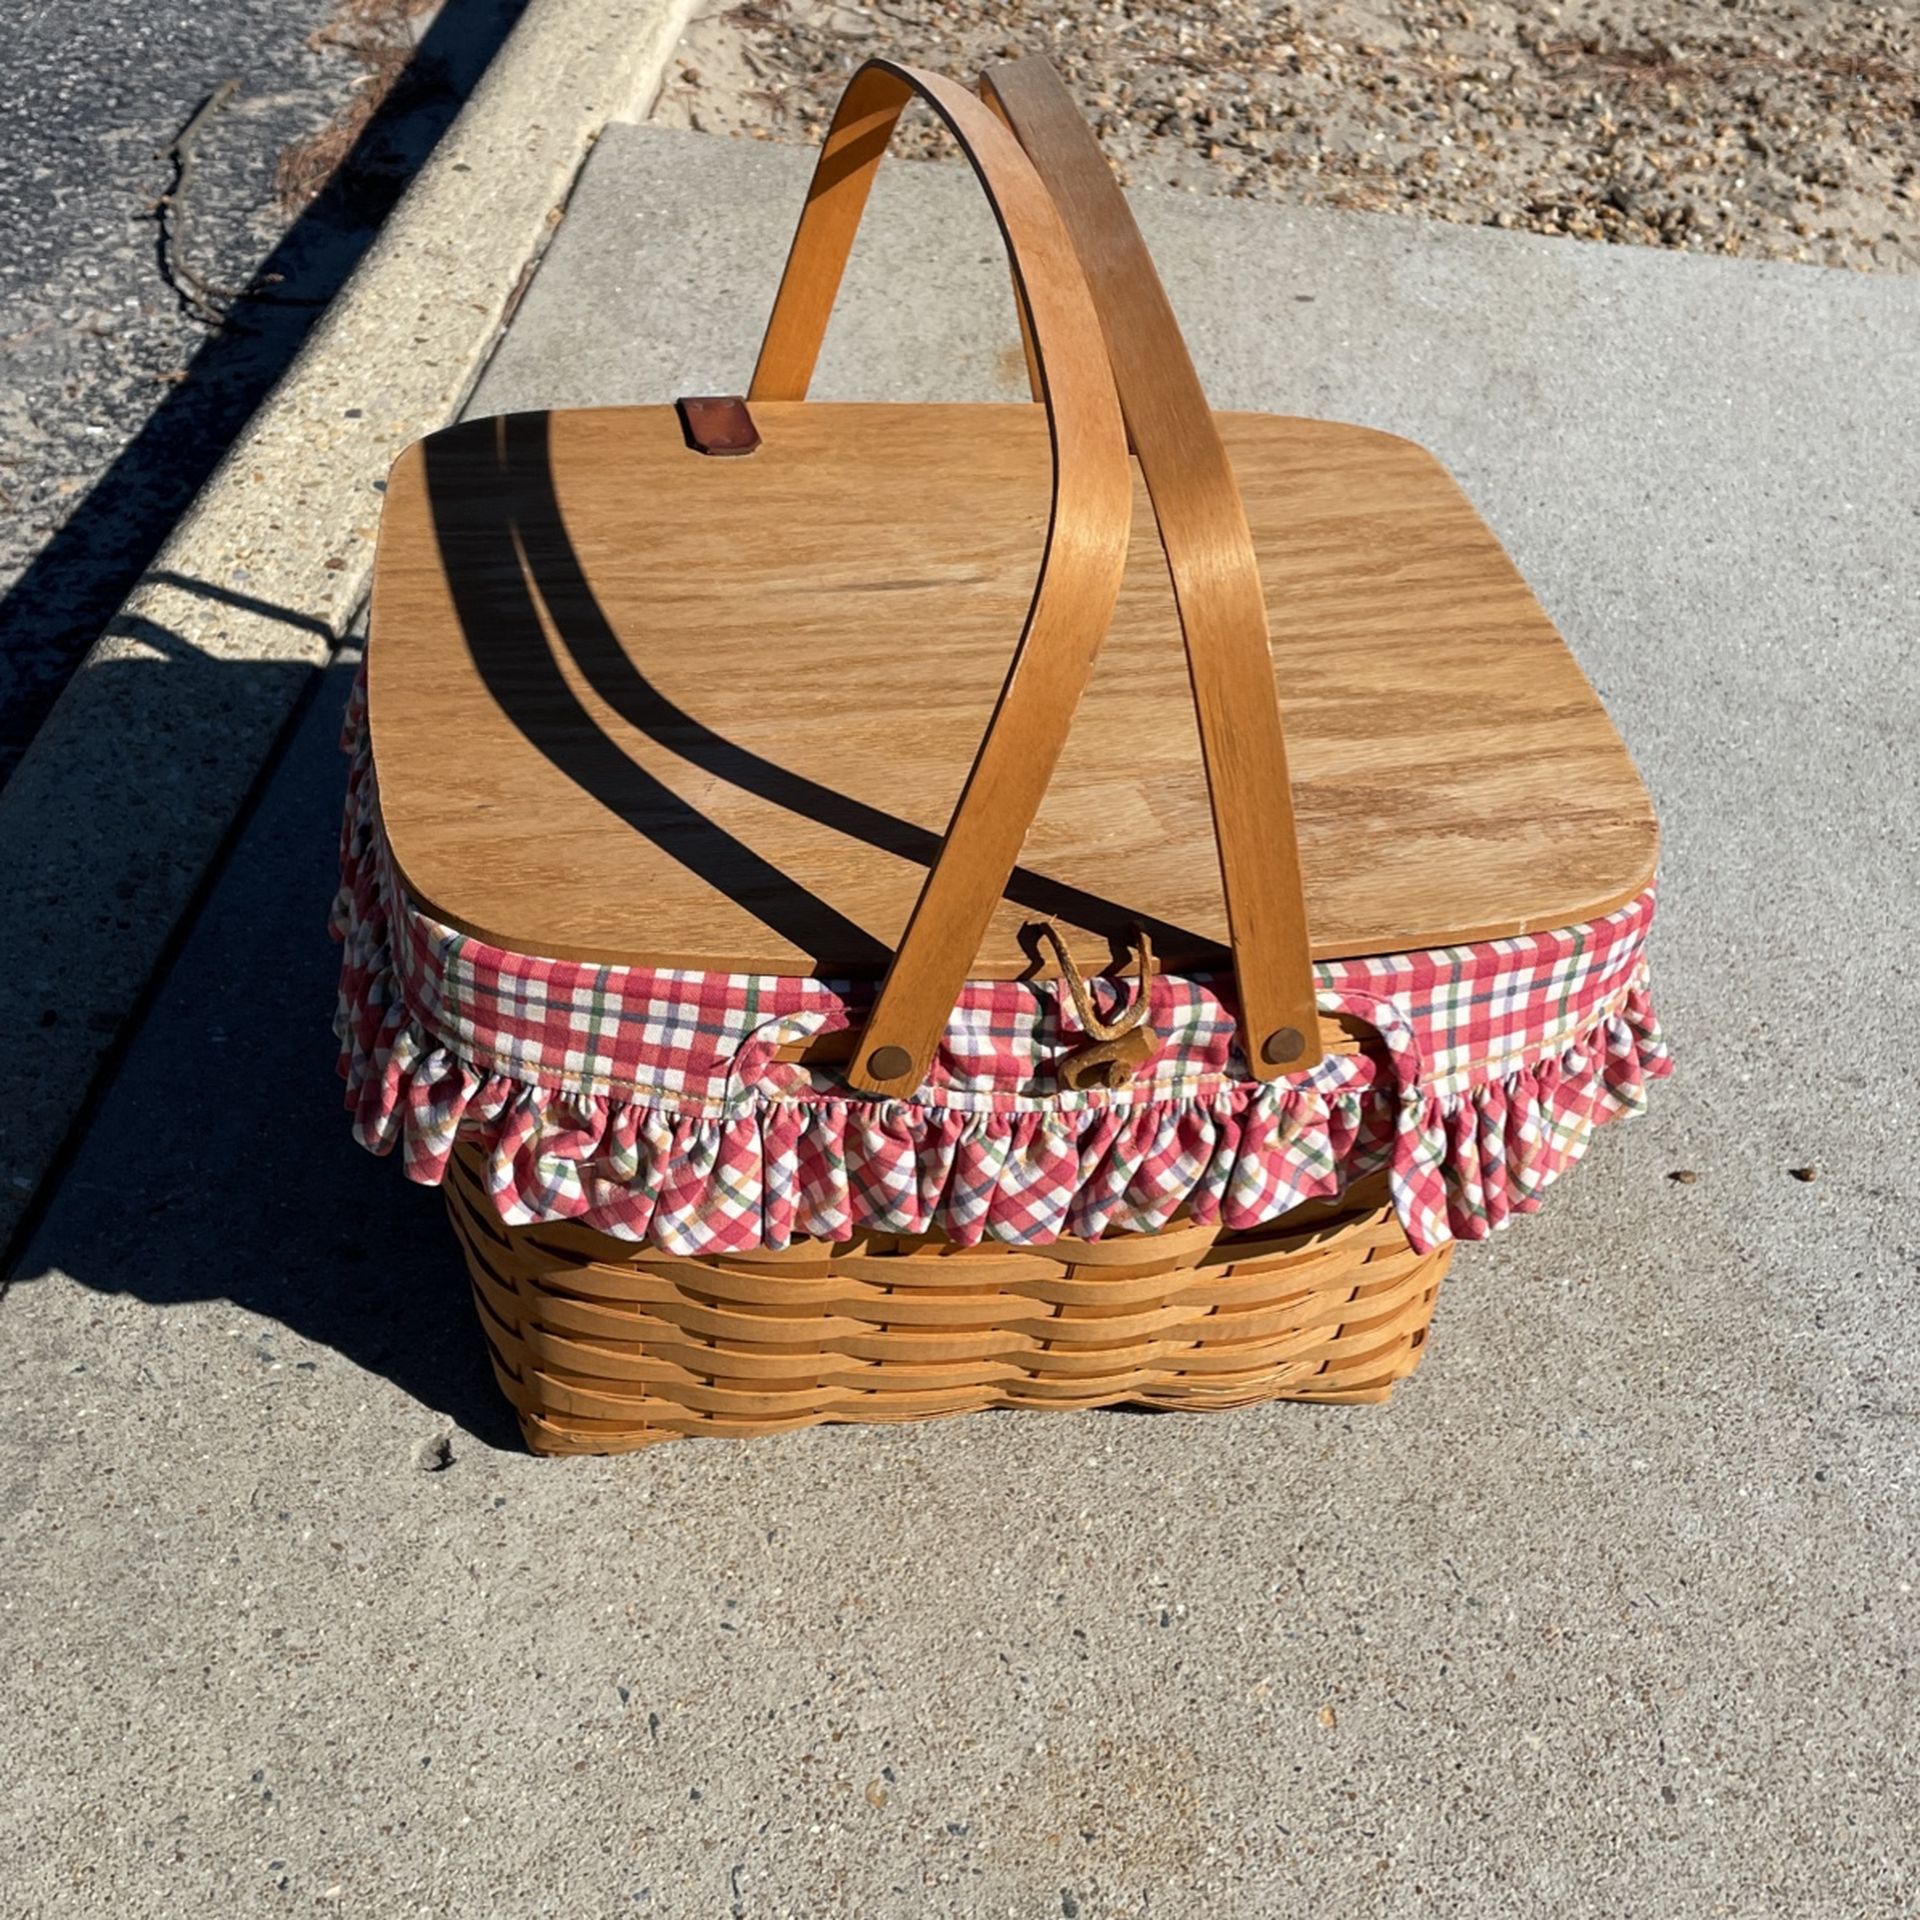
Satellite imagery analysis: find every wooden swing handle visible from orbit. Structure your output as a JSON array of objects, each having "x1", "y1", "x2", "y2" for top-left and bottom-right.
[
  {"x1": 753, "y1": 58, "x2": 1320, "y2": 1095},
  {"x1": 980, "y1": 58, "x2": 1321, "y2": 1079},
  {"x1": 752, "y1": 60, "x2": 1133, "y2": 1098}
]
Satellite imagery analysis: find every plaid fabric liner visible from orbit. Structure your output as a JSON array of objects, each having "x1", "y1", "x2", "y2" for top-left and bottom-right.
[{"x1": 334, "y1": 674, "x2": 1669, "y2": 1255}]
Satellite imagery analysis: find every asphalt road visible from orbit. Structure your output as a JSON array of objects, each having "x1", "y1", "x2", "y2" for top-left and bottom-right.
[{"x1": 0, "y1": 0, "x2": 526, "y2": 784}]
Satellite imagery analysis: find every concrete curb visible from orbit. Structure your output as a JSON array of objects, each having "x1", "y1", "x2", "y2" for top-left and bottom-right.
[{"x1": 0, "y1": 0, "x2": 699, "y2": 1260}]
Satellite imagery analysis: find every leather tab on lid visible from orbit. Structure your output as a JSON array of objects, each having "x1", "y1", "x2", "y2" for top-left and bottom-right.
[{"x1": 677, "y1": 395, "x2": 761, "y2": 456}]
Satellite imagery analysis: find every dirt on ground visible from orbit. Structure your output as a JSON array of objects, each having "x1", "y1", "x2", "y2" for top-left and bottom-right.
[{"x1": 652, "y1": 0, "x2": 1918, "y2": 272}]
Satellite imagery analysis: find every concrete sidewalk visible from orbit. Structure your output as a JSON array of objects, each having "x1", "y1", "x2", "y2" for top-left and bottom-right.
[{"x1": 4, "y1": 125, "x2": 1916, "y2": 1915}]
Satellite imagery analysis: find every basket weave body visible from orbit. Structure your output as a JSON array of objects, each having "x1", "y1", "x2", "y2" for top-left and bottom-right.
[{"x1": 445, "y1": 1144, "x2": 1450, "y2": 1455}]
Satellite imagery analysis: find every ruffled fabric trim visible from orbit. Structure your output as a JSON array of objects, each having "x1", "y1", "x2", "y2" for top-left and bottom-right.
[{"x1": 334, "y1": 685, "x2": 1669, "y2": 1257}]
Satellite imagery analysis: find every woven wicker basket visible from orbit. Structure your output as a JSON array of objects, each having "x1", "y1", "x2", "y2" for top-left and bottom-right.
[
  {"x1": 446, "y1": 1146, "x2": 1450, "y2": 1454},
  {"x1": 347, "y1": 57, "x2": 1663, "y2": 1453}
]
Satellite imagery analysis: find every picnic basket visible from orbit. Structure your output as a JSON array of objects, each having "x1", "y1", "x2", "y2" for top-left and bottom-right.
[{"x1": 334, "y1": 58, "x2": 1668, "y2": 1454}]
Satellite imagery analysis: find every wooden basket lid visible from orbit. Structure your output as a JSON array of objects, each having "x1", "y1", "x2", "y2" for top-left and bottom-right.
[{"x1": 366, "y1": 396, "x2": 1657, "y2": 978}]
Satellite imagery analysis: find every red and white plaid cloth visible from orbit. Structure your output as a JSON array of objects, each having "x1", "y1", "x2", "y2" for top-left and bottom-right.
[{"x1": 334, "y1": 677, "x2": 1668, "y2": 1255}]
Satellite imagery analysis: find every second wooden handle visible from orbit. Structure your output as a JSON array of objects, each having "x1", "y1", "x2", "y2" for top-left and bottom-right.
[{"x1": 982, "y1": 58, "x2": 1323, "y2": 1079}]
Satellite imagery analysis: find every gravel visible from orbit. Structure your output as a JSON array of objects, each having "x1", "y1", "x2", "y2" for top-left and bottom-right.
[{"x1": 653, "y1": 0, "x2": 1919, "y2": 273}]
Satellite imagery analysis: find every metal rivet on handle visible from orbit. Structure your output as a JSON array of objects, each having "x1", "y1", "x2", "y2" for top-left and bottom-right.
[
  {"x1": 866, "y1": 1046, "x2": 913, "y2": 1082},
  {"x1": 1261, "y1": 1027, "x2": 1307, "y2": 1067}
]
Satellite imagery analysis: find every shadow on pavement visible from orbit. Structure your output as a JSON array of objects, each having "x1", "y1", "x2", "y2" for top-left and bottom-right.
[{"x1": 13, "y1": 654, "x2": 523, "y2": 1451}]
